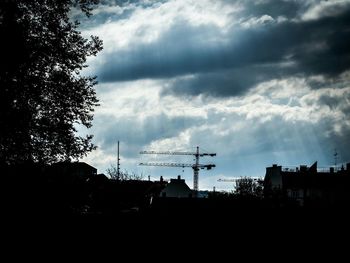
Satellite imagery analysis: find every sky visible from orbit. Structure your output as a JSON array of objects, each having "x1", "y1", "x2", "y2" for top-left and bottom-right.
[{"x1": 78, "y1": 0, "x2": 350, "y2": 191}]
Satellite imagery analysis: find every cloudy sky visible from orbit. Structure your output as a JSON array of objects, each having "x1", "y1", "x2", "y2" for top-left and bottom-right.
[{"x1": 78, "y1": 0, "x2": 350, "y2": 190}]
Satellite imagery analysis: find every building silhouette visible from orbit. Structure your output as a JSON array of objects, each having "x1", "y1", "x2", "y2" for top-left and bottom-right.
[
  {"x1": 49, "y1": 162, "x2": 97, "y2": 178},
  {"x1": 264, "y1": 161, "x2": 350, "y2": 207},
  {"x1": 160, "y1": 175, "x2": 192, "y2": 198}
]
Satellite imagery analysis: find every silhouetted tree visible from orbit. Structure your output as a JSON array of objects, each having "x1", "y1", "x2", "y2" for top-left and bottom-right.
[
  {"x1": 106, "y1": 165, "x2": 144, "y2": 181},
  {"x1": 0, "y1": 0, "x2": 102, "y2": 165},
  {"x1": 234, "y1": 177, "x2": 264, "y2": 198}
]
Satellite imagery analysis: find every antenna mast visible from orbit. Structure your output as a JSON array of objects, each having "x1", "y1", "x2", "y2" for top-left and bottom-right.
[{"x1": 117, "y1": 141, "x2": 120, "y2": 178}]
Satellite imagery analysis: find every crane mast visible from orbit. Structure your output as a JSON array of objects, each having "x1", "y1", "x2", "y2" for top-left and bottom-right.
[{"x1": 139, "y1": 146, "x2": 216, "y2": 193}]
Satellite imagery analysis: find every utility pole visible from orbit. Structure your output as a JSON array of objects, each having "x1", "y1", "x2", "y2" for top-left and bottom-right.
[{"x1": 117, "y1": 141, "x2": 120, "y2": 178}]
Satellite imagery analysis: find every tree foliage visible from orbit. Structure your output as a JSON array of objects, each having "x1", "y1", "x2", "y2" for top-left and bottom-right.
[
  {"x1": 234, "y1": 177, "x2": 264, "y2": 198},
  {"x1": 0, "y1": 0, "x2": 102, "y2": 164},
  {"x1": 106, "y1": 165, "x2": 144, "y2": 181}
]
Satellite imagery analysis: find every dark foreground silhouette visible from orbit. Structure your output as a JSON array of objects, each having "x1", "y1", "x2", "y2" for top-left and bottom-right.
[
  {"x1": 2, "y1": 162, "x2": 350, "y2": 224},
  {"x1": 3, "y1": 162, "x2": 350, "y2": 255}
]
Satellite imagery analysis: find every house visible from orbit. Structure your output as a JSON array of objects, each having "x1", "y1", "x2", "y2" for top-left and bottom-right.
[
  {"x1": 160, "y1": 175, "x2": 192, "y2": 198},
  {"x1": 264, "y1": 161, "x2": 350, "y2": 207},
  {"x1": 49, "y1": 162, "x2": 97, "y2": 178}
]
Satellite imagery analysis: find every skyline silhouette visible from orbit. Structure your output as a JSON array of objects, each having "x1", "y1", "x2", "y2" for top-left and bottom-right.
[{"x1": 1, "y1": 0, "x2": 350, "y2": 214}]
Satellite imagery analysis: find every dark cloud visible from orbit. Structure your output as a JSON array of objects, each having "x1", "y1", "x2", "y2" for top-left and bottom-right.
[
  {"x1": 76, "y1": 2, "x2": 134, "y2": 29},
  {"x1": 239, "y1": 0, "x2": 303, "y2": 19},
  {"x1": 162, "y1": 66, "x2": 283, "y2": 97},
  {"x1": 97, "y1": 20, "x2": 296, "y2": 82},
  {"x1": 97, "y1": 22, "x2": 229, "y2": 81},
  {"x1": 77, "y1": 0, "x2": 164, "y2": 29},
  {"x1": 318, "y1": 88, "x2": 350, "y2": 113},
  {"x1": 94, "y1": 1, "x2": 350, "y2": 97},
  {"x1": 319, "y1": 94, "x2": 343, "y2": 110}
]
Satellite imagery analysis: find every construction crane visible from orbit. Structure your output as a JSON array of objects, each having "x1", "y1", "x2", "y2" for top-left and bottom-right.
[
  {"x1": 139, "y1": 146, "x2": 216, "y2": 192},
  {"x1": 217, "y1": 178, "x2": 237, "y2": 182},
  {"x1": 217, "y1": 177, "x2": 262, "y2": 182},
  {"x1": 139, "y1": 162, "x2": 215, "y2": 169}
]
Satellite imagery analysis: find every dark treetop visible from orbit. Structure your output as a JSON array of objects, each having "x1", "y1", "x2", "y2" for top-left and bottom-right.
[{"x1": 0, "y1": 0, "x2": 102, "y2": 165}]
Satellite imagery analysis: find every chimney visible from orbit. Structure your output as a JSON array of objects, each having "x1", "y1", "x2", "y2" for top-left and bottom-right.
[
  {"x1": 160, "y1": 176, "x2": 163, "y2": 182},
  {"x1": 177, "y1": 175, "x2": 181, "y2": 180}
]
